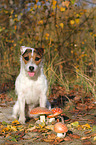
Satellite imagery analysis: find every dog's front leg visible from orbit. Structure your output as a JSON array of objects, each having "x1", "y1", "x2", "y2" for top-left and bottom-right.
[
  {"x1": 18, "y1": 96, "x2": 26, "y2": 124},
  {"x1": 39, "y1": 93, "x2": 47, "y2": 108}
]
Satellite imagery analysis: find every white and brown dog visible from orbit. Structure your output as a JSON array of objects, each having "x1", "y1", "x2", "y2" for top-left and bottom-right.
[{"x1": 12, "y1": 46, "x2": 51, "y2": 124}]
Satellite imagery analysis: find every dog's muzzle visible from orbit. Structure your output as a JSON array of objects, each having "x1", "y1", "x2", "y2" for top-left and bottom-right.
[
  {"x1": 28, "y1": 66, "x2": 35, "y2": 77},
  {"x1": 29, "y1": 66, "x2": 34, "y2": 72}
]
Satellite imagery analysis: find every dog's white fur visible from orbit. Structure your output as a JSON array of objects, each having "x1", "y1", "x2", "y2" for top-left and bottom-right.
[{"x1": 12, "y1": 46, "x2": 50, "y2": 124}]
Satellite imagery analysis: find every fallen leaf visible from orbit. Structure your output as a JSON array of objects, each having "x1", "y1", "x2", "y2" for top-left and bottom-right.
[
  {"x1": 82, "y1": 124, "x2": 91, "y2": 130},
  {"x1": 43, "y1": 138, "x2": 54, "y2": 142},
  {"x1": 76, "y1": 103, "x2": 87, "y2": 111},
  {"x1": 83, "y1": 140, "x2": 93, "y2": 145},
  {"x1": 92, "y1": 125, "x2": 96, "y2": 132},
  {"x1": 84, "y1": 131, "x2": 91, "y2": 134},
  {"x1": 81, "y1": 136, "x2": 91, "y2": 140},
  {"x1": 69, "y1": 134, "x2": 80, "y2": 139},
  {"x1": 91, "y1": 133, "x2": 96, "y2": 137},
  {"x1": 71, "y1": 121, "x2": 79, "y2": 127},
  {"x1": 93, "y1": 136, "x2": 96, "y2": 141},
  {"x1": 27, "y1": 126, "x2": 36, "y2": 131},
  {"x1": 7, "y1": 136, "x2": 17, "y2": 142},
  {"x1": 12, "y1": 120, "x2": 20, "y2": 125},
  {"x1": 2, "y1": 121, "x2": 7, "y2": 125},
  {"x1": 45, "y1": 125, "x2": 54, "y2": 131},
  {"x1": 48, "y1": 133, "x2": 56, "y2": 140},
  {"x1": 64, "y1": 136, "x2": 72, "y2": 141}
]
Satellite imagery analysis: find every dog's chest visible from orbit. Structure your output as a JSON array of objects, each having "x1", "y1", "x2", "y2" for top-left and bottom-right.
[
  {"x1": 16, "y1": 73, "x2": 47, "y2": 105},
  {"x1": 24, "y1": 82, "x2": 41, "y2": 104}
]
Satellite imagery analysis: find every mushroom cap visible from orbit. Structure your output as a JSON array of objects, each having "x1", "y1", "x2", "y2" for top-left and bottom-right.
[
  {"x1": 47, "y1": 108, "x2": 63, "y2": 118},
  {"x1": 30, "y1": 107, "x2": 53, "y2": 115},
  {"x1": 54, "y1": 122, "x2": 68, "y2": 133}
]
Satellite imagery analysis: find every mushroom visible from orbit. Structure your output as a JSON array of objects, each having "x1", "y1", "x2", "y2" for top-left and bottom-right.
[
  {"x1": 47, "y1": 108, "x2": 63, "y2": 122},
  {"x1": 54, "y1": 122, "x2": 68, "y2": 138},
  {"x1": 30, "y1": 107, "x2": 53, "y2": 122}
]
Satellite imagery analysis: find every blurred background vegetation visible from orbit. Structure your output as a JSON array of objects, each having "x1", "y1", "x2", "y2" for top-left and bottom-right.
[{"x1": 0, "y1": 0, "x2": 96, "y2": 99}]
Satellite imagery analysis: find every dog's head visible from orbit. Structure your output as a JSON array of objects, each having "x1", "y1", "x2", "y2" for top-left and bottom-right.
[{"x1": 20, "y1": 46, "x2": 44, "y2": 77}]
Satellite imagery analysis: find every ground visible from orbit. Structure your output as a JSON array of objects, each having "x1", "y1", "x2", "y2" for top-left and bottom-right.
[{"x1": 0, "y1": 89, "x2": 96, "y2": 145}]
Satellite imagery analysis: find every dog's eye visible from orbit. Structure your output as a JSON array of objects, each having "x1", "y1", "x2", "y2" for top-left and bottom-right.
[
  {"x1": 24, "y1": 56, "x2": 29, "y2": 61},
  {"x1": 35, "y1": 57, "x2": 40, "y2": 61}
]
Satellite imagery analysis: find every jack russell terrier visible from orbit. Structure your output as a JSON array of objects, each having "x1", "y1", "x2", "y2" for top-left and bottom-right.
[{"x1": 12, "y1": 46, "x2": 51, "y2": 124}]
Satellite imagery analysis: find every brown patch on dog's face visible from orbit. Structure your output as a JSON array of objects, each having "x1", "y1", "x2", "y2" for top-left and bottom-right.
[
  {"x1": 22, "y1": 49, "x2": 32, "y2": 64},
  {"x1": 22, "y1": 48, "x2": 44, "y2": 65},
  {"x1": 34, "y1": 48, "x2": 44, "y2": 57},
  {"x1": 32, "y1": 52, "x2": 42, "y2": 65}
]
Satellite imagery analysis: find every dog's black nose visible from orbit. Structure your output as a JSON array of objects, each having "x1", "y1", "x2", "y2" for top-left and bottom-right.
[{"x1": 29, "y1": 66, "x2": 34, "y2": 72}]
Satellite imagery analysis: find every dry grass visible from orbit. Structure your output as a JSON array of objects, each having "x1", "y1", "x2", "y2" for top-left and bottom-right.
[{"x1": 0, "y1": 1, "x2": 96, "y2": 100}]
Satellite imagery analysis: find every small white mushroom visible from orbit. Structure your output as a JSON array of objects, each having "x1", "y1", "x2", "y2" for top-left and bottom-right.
[{"x1": 54, "y1": 122, "x2": 68, "y2": 138}]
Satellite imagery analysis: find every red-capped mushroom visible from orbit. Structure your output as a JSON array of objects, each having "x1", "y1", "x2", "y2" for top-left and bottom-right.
[
  {"x1": 47, "y1": 108, "x2": 63, "y2": 122},
  {"x1": 54, "y1": 122, "x2": 68, "y2": 138},
  {"x1": 30, "y1": 107, "x2": 52, "y2": 122}
]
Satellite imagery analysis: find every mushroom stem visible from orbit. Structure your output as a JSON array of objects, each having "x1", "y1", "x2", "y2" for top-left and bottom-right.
[
  {"x1": 57, "y1": 132, "x2": 66, "y2": 138},
  {"x1": 40, "y1": 115, "x2": 45, "y2": 122},
  {"x1": 58, "y1": 116, "x2": 64, "y2": 123},
  {"x1": 48, "y1": 117, "x2": 55, "y2": 122}
]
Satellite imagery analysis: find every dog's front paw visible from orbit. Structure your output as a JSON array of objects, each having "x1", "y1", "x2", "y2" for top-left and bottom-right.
[
  {"x1": 12, "y1": 114, "x2": 17, "y2": 119},
  {"x1": 19, "y1": 117, "x2": 26, "y2": 124}
]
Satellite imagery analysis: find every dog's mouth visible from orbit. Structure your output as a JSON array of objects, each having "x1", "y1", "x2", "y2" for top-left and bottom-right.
[{"x1": 28, "y1": 71, "x2": 35, "y2": 77}]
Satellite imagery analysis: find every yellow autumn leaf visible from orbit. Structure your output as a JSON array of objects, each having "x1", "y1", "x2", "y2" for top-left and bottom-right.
[
  {"x1": 45, "y1": 33, "x2": 49, "y2": 37},
  {"x1": 38, "y1": 20, "x2": 43, "y2": 24},
  {"x1": 81, "y1": 123, "x2": 91, "y2": 130},
  {"x1": 15, "y1": 14, "x2": 17, "y2": 17},
  {"x1": 45, "y1": 125, "x2": 54, "y2": 131},
  {"x1": 12, "y1": 120, "x2": 20, "y2": 125},
  {"x1": 59, "y1": 23, "x2": 64, "y2": 28},
  {"x1": 60, "y1": 7, "x2": 65, "y2": 12},
  {"x1": 75, "y1": 19, "x2": 80, "y2": 24},
  {"x1": 53, "y1": 0, "x2": 57, "y2": 6},
  {"x1": 2, "y1": 127, "x2": 9, "y2": 133},
  {"x1": 11, "y1": 10, "x2": 14, "y2": 14},
  {"x1": 70, "y1": 20, "x2": 75, "y2": 25},
  {"x1": 11, "y1": 126, "x2": 17, "y2": 132},
  {"x1": 71, "y1": 121, "x2": 79, "y2": 127},
  {"x1": 45, "y1": 33, "x2": 49, "y2": 40},
  {"x1": 94, "y1": 136, "x2": 96, "y2": 141},
  {"x1": 27, "y1": 126, "x2": 36, "y2": 131},
  {"x1": 52, "y1": 5, "x2": 56, "y2": 10}
]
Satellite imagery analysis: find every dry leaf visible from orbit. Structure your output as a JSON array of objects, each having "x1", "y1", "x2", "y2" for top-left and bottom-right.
[
  {"x1": 83, "y1": 140, "x2": 93, "y2": 145},
  {"x1": 84, "y1": 131, "x2": 91, "y2": 134},
  {"x1": 43, "y1": 138, "x2": 54, "y2": 142},
  {"x1": 81, "y1": 136, "x2": 91, "y2": 140},
  {"x1": 69, "y1": 134, "x2": 80, "y2": 139},
  {"x1": 27, "y1": 126, "x2": 36, "y2": 131},
  {"x1": 45, "y1": 125, "x2": 54, "y2": 131},
  {"x1": 64, "y1": 136, "x2": 72, "y2": 141},
  {"x1": 48, "y1": 133, "x2": 56, "y2": 140}
]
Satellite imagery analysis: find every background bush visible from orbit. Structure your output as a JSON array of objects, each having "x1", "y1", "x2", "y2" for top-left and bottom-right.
[{"x1": 0, "y1": 0, "x2": 96, "y2": 98}]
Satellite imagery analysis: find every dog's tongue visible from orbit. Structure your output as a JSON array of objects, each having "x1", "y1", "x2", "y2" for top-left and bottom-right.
[{"x1": 28, "y1": 72, "x2": 35, "y2": 77}]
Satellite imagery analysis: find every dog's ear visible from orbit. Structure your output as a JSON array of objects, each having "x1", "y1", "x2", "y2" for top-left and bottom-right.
[
  {"x1": 35, "y1": 48, "x2": 44, "y2": 57},
  {"x1": 20, "y1": 46, "x2": 27, "y2": 55}
]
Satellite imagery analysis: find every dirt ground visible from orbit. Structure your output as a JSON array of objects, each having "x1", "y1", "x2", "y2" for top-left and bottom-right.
[{"x1": 0, "y1": 98, "x2": 96, "y2": 145}]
